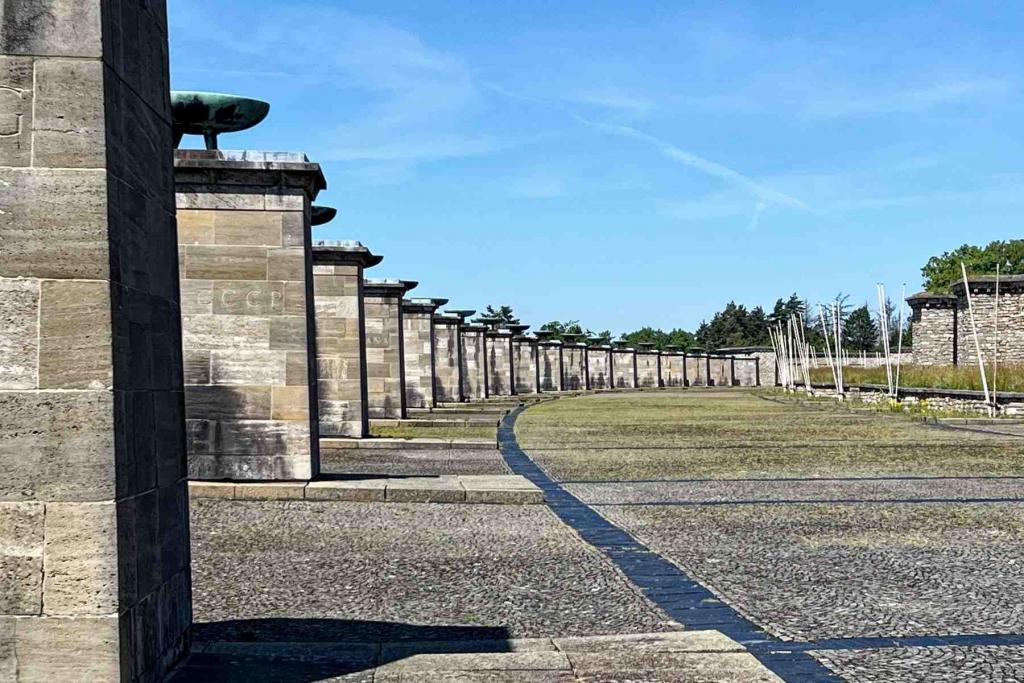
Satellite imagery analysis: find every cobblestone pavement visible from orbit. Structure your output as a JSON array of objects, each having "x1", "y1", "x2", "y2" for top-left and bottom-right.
[
  {"x1": 321, "y1": 446, "x2": 509, "y2": 476},
  {"x1": 811, "y1": 645, "x2": 1024, "y2": 682},
  {"x1": 190, "y1": 500, "x2": 677, "y2": 644},
  {"x1": 513, "y1": 390, "x2": 1024, "y2": 681}
]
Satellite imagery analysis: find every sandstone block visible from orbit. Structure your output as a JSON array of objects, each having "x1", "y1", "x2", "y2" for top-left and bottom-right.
[
  {"x1": 43, "y1": 501, "x2": 118, "y2": 614},
  {"x1": 0, "y1": 502, "x2": 43, "y2": 614}
]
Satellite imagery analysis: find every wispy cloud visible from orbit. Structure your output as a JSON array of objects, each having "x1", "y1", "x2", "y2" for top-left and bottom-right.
[
  {"x1": 569, "y1": 88, "x2": 654, "y2": 119},
  {"x1": 575, "y1": 115, "x2": 809, "y2": 211}
]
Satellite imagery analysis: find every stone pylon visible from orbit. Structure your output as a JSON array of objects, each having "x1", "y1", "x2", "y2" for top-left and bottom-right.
[{"x1": 1, "y1": 3, "x2": 190, "y2": 680}]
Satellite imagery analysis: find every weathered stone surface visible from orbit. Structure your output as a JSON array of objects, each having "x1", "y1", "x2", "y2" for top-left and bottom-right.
[
  {"x1": 182, "y1": 245, "x2": 268, "y2": 281},
  {"x1": 561, "y1": 345, "x2": 586, "y2": 391},
  {"x1": 14, "y1": 616, "x2": 121, "y2": 682},
  {"x1": 0, "y1": 278, "x2": 38, "y2": 389},
  {"x1": 32, "y1": 58, "x2": 105, "y2": 167},
  {"x1": 0, "y1": 390, "x2": 115, "y2": 501},
  {"x1": 513, "y1": 338, "x2": 538, "y2": 394},
  {"x1": 0, "y1": 1, "x2": 103, "y2": 58},
  {"x1": 184, "y1": 386, "x2": 272, "y2": 420},
  {"x1": 586, "y1": 347, "x2": 611, "y2": 390},
  {"x1": 305, "y1": 479, "x2": 386, "y2": 502},
  {"x1": 43, "y1": 502, "x2": 118, "y2": 614},
  {"x1": 403, "y1": 304, "x2": 437, "y2": 409},
  {"x1": 0, "y1": 168, "x2": 108, "y2": 280},
  {"x1": 538, "y1": 343, "x2": 563, "y2": 392},
  {"x1": 612, "y1": 349, "x2": 636, "y2": 388},
  {"x1": 37, "y1": 279, "x2": 111, "y2": 389},
  {"x1": 433, "y1": 316, "x2": 462, "y2": 402},
  {"x1": 486, "y1": 333, "x2": 514, "y2": 397},
  {"x1": 210, "y1": 350, "x2": 286, "y2": 385},
  {"x1": 636, "y1": 351, "x2": 661, "y2": 388},
  {"x1": 0, "y1": 502, "x2": 43, "y2": 614},
  {"x1": 0, "y1": 56, "x2": 33, "y2": 167},
  {"x1": 461, "y1": 327, "x2": 487, "y2": 400}
]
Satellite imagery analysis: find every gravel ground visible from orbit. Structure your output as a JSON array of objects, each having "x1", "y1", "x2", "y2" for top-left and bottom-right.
[
  {"x1": 812, "y1": 645, "x2": 1024, "y2": 682},
  {"x1": 190, "y1": 500, "x2": 677, "y2": 644},
  {"x1": 568, "y1": 477, "x2": 1024, "y2": 505},
  {"x1": 321, "y1": 447, "x2": 509, "y2": 476},
  {"x1": 598, "y1": 501, "x2": 1024, "y2": 642}
]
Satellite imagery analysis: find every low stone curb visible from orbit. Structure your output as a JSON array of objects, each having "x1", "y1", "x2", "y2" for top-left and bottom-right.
[
  {"x1": 189, "y1": 474, "x2": 542, "y2": 505},
  {"x1": 321, "y1": 437, "x2": 497, "y2": 451}
]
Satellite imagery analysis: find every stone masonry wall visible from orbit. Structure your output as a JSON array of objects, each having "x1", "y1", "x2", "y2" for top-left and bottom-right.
[
  {"x1": 733, "y1": 357, "x2": 759, "y2": 386},
  {"x1": 612, "y1": 350, "x2": 637, "y2": 388},
  {"x1": 513, "y1": 339, "x2": 539, "y2": 394},
  {"x1": 563, "y1": 345, "x2": 587, "y2": 390},
  {"x1": 0, "y1": 3, "x2": 191, "y2": 679},
  {"x1": 686, "y1": 355, "x2": 708, "y2": 386},
  {"x1": 461, "y1": 327, "x2": 487, "y2": 400},
  {"x1": 539, "y1": 344, "x2": 564, "y2": 391},
  {"x1": 313, "y1": 259, "x2": 367, "y2": 438},
  {"x1": 402, "y1": 307, "x2": 435, "y2": 408},
  {"x1": 365, "y1": 288, "x2": 406, "y2": 418},
  {"x1": 956, "y1": 289, "x2": 1024, "y2": 366},
  {"x1": 661, "y1": 354, "x2": 685, "y2": 387},
  {"x1": 637, "y1": 352, "x2": 661, "y2": 388},
  {"x1": 433, "y1": 317, "x2": 462, "y2": 403},
  {"x1": 709, "y1": 357, "x2": 731, "y2": 386},
  {"x1": 911, "y1": 305, "x2": 957, "y2": 366},
  {"x1": 487, "y1": 333, "x2": 515, "y2": 396},
  {"x1": 587, "y1": 348, "x2": 612, "y2": 389}
]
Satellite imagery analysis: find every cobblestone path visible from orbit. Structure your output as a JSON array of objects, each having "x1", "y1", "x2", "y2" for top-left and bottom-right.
[{"x1": 510, "y1": 389, "x2": 1024, "y2": 682}]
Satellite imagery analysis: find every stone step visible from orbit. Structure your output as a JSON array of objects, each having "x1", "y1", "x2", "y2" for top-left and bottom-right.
[
  {"x1": 321, "y1": 437, "x2": 495, "y2": 451},
  {"x1": 372, "y1": 417, "x2": 499, "y2": 427},
  {"x1": 167, "y1": 631, "x2": 783, "y2": 682},
  {"x1": 189, "y1": 474, "x2": 542, "y2": 504}
]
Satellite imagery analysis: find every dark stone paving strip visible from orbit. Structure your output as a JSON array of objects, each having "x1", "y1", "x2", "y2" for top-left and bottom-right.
[
  {"x1": 592, "y1": 497, "x2": 1024, "y2": 507},
  {"x1": 498, "y1": 406, "x2": 844, "y2": 683}
]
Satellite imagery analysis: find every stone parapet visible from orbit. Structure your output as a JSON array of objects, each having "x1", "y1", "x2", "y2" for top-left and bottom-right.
[
  {"x1": 636, "y1": 347, "x2": 662, "y2": 388},
  {"x1": 611, "y1": 348, "x2": 638, "y2": 388},
  {"x1": 176, "y1": 149, "x2": 324, "y2": 481},
  {"x1": 538, "y1": 341, "x2": 565, "y2": 392},
  {"x1": 586, "y1": 346, "x2": 613, "y2": 389},
  {"x1": 460, "y1": 325, "x2": 488, "y2": 400},
  {"x1": 312, "y1": 242, "x2": 381, "y2": 438},
  {"x1": 402, "y1": 298, "x2": 446, "y2": 408},
  {"x1": 661, "y1": 352, "x2": 686, "y2": 387},
  {"x1": 486, "y1": 329, "x2": 516, "y2": 396},
  {"x1": 513, "y1": 337, "x2": 540, "y2": 394},
  {"x1": 433, "y1": 314, "x2": 463, "y2": 403},
  {"x1": 364, "y1": 279, "x2": 417, "y2": 418},
  {"x1": 562, "y1": 343, "x2": 588, "y2": 391}
]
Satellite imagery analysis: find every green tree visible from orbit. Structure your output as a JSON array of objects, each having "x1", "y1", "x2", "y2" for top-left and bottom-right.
[
  {"x1": 843, "y1": 304, "x2": 878, "y2": 351},
  {"x1": 539, "y1": 320, "x2": 588, "y2": 340},
  {"x1": 484, "y1": 304, "x2": 519, "y2": 325},
  {"x1": 922, "y1": 240, "x2": 1024, "y2": 292}
]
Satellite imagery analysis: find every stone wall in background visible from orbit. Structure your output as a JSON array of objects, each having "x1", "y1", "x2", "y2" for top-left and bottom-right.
[
  {"x1": 433, "y1": 314, "x2": 462, "y2": 402},
  {"x1": 709, "y1": 356, "x2": 731, "y2": 386},
  {"x1": 486, "y1": 331, "x2": 515, "y2": 396},
  {"x1": 587, "y1": 347, "x2": 612, "y2": 389},
  {"x1": 514, "y1": 338, "x2": 539, "y2": 394},
  {"x1": 733, "y1": 357, "x2": 760, "y2": 386},
  {"x1": 637, "y1": 351, "x2": 661, "y2": 388},
  {"x1": 662, "y1": 353, "x2": 686, "y2": 387},
  {"x1": 539, "y1": 343, "x2": 564, "y2": 391},
  {"x1": 563, "y1": 344, "x2": 587, "y2": 390},
  {"x1": 612, "y1": 349, "x2": 637, "y2": 388},
  {"x1": 175, "y1": 152, "x2": 323, "y2": 481},
  {"x1": 461, "y1": 325, "x2": 487, "y2": 400},
  {"x1": 403, "y1": 299, "x2": 443, "y2": 408},
  {"x1": 364, "y1": 280, "x2": 414, "y2": 418},
  {"x1": 0, "y1": 2, "x2": 191, "y2": 678},
  {"x1": 686, "y1": 354, "x2": 708, "y2": 386},
  {"x1": 952, "y1": 277, "x2": 1024, "y2": 365},
  {"x1": 908, "y1": 293, "x2": 957, "y2": 366},
  {"x1": 312, "y1": 242, "x2": 379, "y2": 438}
]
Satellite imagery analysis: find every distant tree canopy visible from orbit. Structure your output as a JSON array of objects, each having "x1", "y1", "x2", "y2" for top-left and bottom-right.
[
  {"x1": 539, "y1": 320, "x2": 613, "y2": 343},
  {"x1": 843, "y1": 305, "x2": 878, "y2": 351},
  {"x1": 620, "y1": 327, "x2": 694, "y2": 350},
  {"x1": 483, "y1": 304, "x2": 519, "y2": 325},
  {"x1": 922, "y1": 240, "x2": 1024, "y2": 293}
]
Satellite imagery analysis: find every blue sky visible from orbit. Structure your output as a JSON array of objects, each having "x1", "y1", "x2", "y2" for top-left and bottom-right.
[{"x1": 168, "y1": 1, "x2": 1024, "y2": 334}]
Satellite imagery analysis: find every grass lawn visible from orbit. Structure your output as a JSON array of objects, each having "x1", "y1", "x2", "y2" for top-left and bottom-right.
[
  {"x1": 514, "y1": 389, "x2": 1024, "y2": 481},
  {"x1": 809, "y1": 362, "x2": 1024, "y2": 392}
]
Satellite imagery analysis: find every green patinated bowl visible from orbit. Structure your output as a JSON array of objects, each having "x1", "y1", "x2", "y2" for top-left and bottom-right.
[
  {"x1": 311, "y1": 206, "x2": 337, "y2": 226},
  {"x1": 171, "y1": 91, "x2": 270, "y2": 148}
]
